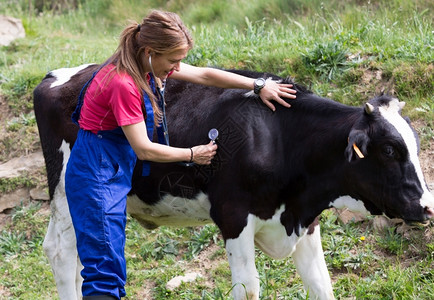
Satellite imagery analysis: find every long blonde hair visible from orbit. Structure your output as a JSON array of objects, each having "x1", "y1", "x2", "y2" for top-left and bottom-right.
[{"x1": 105, "y1": 10, "x2": 193, "y2": 122}]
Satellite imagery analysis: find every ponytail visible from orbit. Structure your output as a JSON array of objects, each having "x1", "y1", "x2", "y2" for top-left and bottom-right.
[{"x1": 105, "y1": 22, "x2": 161, "y2": 122}]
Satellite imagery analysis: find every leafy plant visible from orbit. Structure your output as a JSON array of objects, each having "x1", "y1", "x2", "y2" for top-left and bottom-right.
[
  {"x1": 302, "y1": 41, "x2": 350, "y2": 81},
  {"x1": 376, "y1": 227, "x2": 409, "y2": 256},
  {"x1": 186, "y1": 224, "x2": 220, "y2": 258},
  {"x1": 7, "y1": 112, "x2": 36, "y2": 131},
  {"x1": 139, "y1": 236, "x2": 179, "y2": 261},
  {"x1": 0, "y1": 231, "x2": 26, "y2": 256},
  {"x1": 12, "y1": 201, "x2": 42, "y2": 222}
]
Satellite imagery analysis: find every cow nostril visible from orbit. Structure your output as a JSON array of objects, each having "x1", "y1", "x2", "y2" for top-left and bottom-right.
[{"x1": 424, "y1": 207, "x2": 434, "y2": 219}]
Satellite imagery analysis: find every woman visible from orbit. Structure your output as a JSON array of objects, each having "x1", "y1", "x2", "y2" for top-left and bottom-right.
[{"x1": 65, "y1": 10, "x2": 296, "y2": 300}]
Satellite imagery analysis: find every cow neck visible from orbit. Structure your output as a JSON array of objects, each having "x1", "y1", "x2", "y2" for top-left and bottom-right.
[{"x1": 280, "y1": 106, "x2": 364, "y2": 228}]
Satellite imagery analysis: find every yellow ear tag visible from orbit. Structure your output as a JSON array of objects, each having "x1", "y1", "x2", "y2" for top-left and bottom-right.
[{"x1": 353, "y1": 143, "x2": 365, "y2": 159}]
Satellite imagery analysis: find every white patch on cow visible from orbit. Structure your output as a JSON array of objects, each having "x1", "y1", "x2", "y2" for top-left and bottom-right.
[
  {"x1": 126, "y1": 192, "x2": 212, "y2": 228},
  {"x1": 43, "y1": 140, "x2": 83, "y2": 300},
  {"x1": 329, "y1": 195, "x2": 370, "y2": 215},
  {"x1": 379, "y1": 99, "x2": 434, "y2": 210},
  {"x1": 49, "y1": 63, "x2": 94, "y2": 88},
  {"x1": 226, "y1": 206, "x2": 333, "y2": 299},
  {"x1": 253, "y1": 205, "x2": 305, "y2": 259},
  {"x1": 292, "y1": 224, "x2": 335, "y2": 300}
]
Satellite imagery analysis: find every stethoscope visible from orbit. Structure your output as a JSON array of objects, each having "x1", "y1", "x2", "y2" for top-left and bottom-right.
[
  {"x1": 149, "y1": 55, "x2": 219, "y2": 166},
  {"x1": 149, "y1": 55, "x2": 170, "y2": 146}
]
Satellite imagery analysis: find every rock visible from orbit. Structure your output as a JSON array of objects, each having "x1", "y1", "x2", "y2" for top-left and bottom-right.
[
  {"x1": 30, "y1": 187, "x2": 50, "y2": 201},
  {"x1": 0, "y1": 16, "x2": 25, "y2": 46},
  {"x1": 372, "y1": 215, "x2": 391, "y2": 232},
  {"x1": 0, "y1": 188, "x2": 30, "y2": 213},
  {"x1": 336, "y1": 208, "x2": 366, "y2": 224},
  {"x1": 165, "y1": 272, "x2": 202, "y2": 291},
  {"x1": 0, "y1": 151, "x2": 47, "y2": 212},
  {"x1": 396, "y1": 223, "x2": 417, "y2": 235},
  {"x1": 0, "y1": 151, "x2": 44, "y2": 179}
]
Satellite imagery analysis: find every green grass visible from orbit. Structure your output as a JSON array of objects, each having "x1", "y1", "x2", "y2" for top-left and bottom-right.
[
  {"x1": 0, "y1": 0, "x2": 433, "y2": 298},
  {"x1": 0, "y1": 202, "x2": 58, "y2": 298},
  {"x1": 2, "y1": 205, "x2": 434, "y2": 299}
]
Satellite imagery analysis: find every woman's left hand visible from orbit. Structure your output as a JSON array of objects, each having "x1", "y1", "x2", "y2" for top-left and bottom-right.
[{"x1": 259, "y1": 81, "x2": 297, "y2": 111}]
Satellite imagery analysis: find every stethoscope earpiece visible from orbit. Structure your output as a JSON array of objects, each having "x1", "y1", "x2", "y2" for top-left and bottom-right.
[{"x1": 149, "y1": 54, "x2": 157, "y2": 76}]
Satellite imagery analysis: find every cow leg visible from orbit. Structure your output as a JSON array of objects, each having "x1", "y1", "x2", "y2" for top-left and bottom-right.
[
  {"x1": 292, "y1": 224, "x2": 334, "y2": 300},
  {"x1": 42, "y1": 141, "x2": 83, "y2": 300},
  {"x1": 225, "y1": 216, "x2": 259, "y2": 300},
  {"x1": 43, "y1": 190, "x2": 83, "y2": 300}
]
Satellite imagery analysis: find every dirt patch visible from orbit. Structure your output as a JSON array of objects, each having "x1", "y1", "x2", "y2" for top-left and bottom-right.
[
  {"x1": 0, "y1": 95, "x2": 14, "y2": 140},
  {"x1": 0, "y1": 212, "x2": 12, "y2": 230},
  {"x1": 0, "y1": 95, "x2": 41, "y2": 162},
  {"x1": 420, "y1": 146, "x2": 434, "y2": 186},
  {"x1": 181, "y1": 242, "x2": 225, "y2": 290},
  {"x1": 413, "y1": 120, "x2": 434, "y2": 185},
  {"x1": 132, "y1": 281, "x2": 155, "y2": 300},
  {"x1": 357, "y1": 68, "x2": 395, "y2": 96}
]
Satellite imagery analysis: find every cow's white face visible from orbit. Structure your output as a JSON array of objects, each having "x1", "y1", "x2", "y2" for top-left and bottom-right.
[{"x1": 344, "y1": 96, "x2": 434, "y2": 223}]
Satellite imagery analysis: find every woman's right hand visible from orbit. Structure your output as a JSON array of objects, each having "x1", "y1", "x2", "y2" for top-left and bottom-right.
[{"x1": 191, "y1": 141, "x2": 218, "y2": 165}]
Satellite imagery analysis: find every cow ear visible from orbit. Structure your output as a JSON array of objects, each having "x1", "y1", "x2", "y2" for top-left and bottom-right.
[{"x1": 345, "y1": 130, "x2": 370, "y2": 162}]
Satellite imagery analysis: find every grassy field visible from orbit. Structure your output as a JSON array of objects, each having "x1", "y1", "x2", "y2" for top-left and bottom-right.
[{"x1": 0, "y1": 0, "x2": 433, "y2": 299}]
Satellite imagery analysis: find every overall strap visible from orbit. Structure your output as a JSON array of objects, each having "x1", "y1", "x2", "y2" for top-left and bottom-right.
[
  {"x1": 141, "y1": 73, "x2": 170, "y2": 176},
  {"x1": 147, "y1": 74, "x2": 170, "y2": 145},
  {"x1": 71, "y1": 64, "x2": 105, "y2": 125},
  {"x1": 143, "y1": 89, "x2": 155, "y2": 145}
]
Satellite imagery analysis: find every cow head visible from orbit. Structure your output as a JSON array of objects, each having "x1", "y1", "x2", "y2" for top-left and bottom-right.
[{"x1": 343, "y1": 95, "x2": 434, "y2": 223}]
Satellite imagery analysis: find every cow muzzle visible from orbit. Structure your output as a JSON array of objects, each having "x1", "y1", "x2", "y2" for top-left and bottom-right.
[
  {"x1": 421, "y1": 191, "x2": 434, "y2": 222},
  {"x1": 404, "y1": 207, "x2": 434, "y2": 226},
  {"x1": 424, "y1": 207, "x2": 434, "y2": 220}
]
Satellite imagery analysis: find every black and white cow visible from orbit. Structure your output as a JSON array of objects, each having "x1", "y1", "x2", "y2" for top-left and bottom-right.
[{"x1": 33, "y1": 63, "x2": 434, "y2": 300}]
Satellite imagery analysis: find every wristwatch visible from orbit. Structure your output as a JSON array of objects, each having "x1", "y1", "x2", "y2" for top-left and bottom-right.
[{"x1": 253, "y1": 78, "x2": 266, "y2": 94}]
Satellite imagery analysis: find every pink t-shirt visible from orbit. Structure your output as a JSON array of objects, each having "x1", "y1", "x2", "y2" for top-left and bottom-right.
[{"x1": 78, "y1": 64, "x2": 144, "y2": 133}]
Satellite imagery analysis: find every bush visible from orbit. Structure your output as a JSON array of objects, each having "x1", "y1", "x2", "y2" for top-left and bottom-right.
[{"x1": 301, "y1": 41, "x2": 350, "y2": 81}]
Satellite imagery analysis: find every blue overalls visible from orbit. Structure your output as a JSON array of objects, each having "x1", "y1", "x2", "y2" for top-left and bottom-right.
[{"x1": 65, "y1": 69, "x2": 166, "y2": 299}]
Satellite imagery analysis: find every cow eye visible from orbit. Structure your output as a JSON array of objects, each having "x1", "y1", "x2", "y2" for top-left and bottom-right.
[{"x1": 382, "y1": 145, "x2": 396, "y2": 158}]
